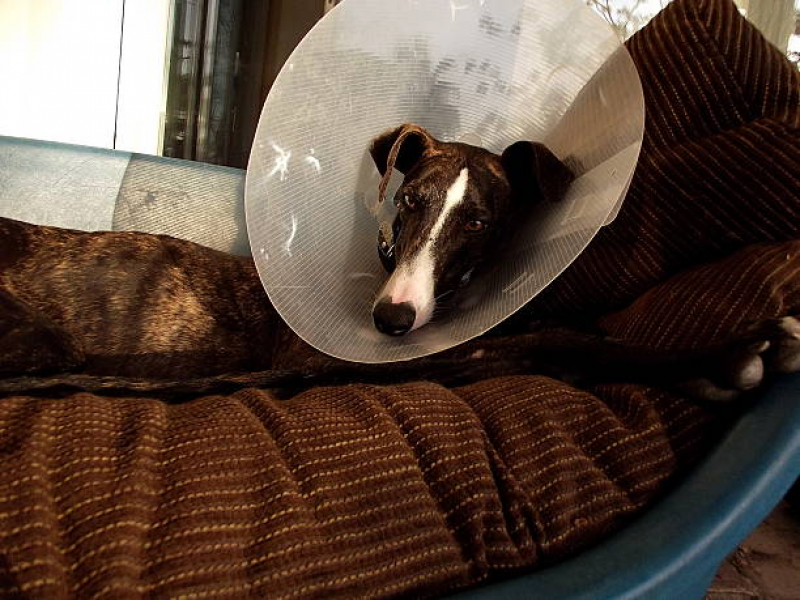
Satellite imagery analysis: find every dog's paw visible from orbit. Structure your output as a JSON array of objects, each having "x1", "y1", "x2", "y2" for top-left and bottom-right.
[{"x1": 679, "y1": 316, "x2": 800, "y2": 403}]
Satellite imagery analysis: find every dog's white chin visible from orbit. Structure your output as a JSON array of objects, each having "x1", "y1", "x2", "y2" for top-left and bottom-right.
[{"x1": 410, "y1": 301, "x2": 434, "y2": 331}]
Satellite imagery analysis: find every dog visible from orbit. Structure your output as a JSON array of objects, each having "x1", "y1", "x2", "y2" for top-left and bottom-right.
[
  {"x1": 0, "y1": 123, "x2": 798, "y2": 402},
  {"x1": 370, "y1": 123, "x2": 574, "y2": 335}
]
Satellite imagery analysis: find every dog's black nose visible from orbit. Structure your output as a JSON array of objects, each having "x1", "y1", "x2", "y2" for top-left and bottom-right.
[{"x1": 373, "y1": 299, "x2": 416, "y2": 336}]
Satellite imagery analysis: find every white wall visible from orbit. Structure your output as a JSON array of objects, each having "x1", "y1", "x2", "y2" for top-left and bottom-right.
[
  {"x1": 0, "y1": 0, "x2": 171, "y2": 154},
  {"x1": 115, "y1": 0, "x2": 173, "y2": 154},
  {"x1": 0, "y1": 1, "x2": 123, "y2": 148}
]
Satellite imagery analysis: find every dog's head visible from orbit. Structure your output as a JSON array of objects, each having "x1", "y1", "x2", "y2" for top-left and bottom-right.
[{"x1": 370, "y1": 123, "x2": 574, "y2": 336}]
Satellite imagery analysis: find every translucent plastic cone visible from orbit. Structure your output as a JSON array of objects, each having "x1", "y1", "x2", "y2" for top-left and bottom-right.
[{"x1": 245, "y1": 0, "x2": 644, "y2": 363}]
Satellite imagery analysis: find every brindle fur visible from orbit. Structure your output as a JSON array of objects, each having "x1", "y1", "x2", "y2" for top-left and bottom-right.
[
  {"x1": 1, "y1": 122, "x2": 799, "y2": 401},
  {"x1": 0, "y1": 217, "x2": 290, "y2": 379},
  {"x1": 369, "y1": 124, "x2": 575, "y2": 326},
  {"x1": 1, "y1": 215, "x2": 799, "y2": 403}
]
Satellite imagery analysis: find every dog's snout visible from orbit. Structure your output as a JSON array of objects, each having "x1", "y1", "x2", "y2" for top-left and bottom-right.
[{"x1": 373, "y1": 299, "x2": 416, "y2": 336}]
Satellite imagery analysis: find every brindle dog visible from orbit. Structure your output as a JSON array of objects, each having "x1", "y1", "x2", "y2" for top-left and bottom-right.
[{"x1": 0, "y1": 126, "x2": 798, "y2": 401}]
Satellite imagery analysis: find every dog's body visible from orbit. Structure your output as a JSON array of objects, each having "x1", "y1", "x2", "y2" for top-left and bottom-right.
[
  {"x1": 0, "y1": 124, "x2": 798, "y2": 401},
  {"x1": 0, "y1": 217, "x2": 286, "y2": 379},
  {"x1": 1, "y1": 214, "x2": 799, "y2": 401}
]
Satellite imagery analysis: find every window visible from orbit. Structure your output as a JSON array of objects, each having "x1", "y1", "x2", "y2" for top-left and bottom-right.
[{"x1": 1, "y1": 0, "x2": 796, "y2": 168}]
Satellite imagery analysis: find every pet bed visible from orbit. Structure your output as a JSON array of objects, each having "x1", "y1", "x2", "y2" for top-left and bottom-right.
[{"x1": 0, "y1": 0, "x2": 798, "y2": 597}]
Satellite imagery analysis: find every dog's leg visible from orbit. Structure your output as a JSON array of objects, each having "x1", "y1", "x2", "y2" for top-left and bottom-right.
[
  {"x1": 0, "y1": 288, "x2": 85, "y2": 375},
  {"x1": 0, "y1": 313, "x2": 795, "y2": 403},
  {"x1": 272, "y1": 316, "x2": 800, "y2": 400},
  {"x1": 516, "y1": 316, "x2": 800, "y2": 402},
  {"x1": 673, "y1": 316, "x2": 800, "y2": 402}
]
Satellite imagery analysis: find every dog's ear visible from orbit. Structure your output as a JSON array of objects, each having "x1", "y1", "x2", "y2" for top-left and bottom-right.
[
  {"x1": 500, "y1": 141, "x2": 574, "y2": 204},
  {"x1": 371, "y1": 124, "x2": 436, "y2": 203}
]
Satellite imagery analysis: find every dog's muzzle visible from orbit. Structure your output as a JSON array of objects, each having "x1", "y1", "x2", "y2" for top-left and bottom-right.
[{"x1": 372, "y1": 298, "x2": 416, "y2": 336}]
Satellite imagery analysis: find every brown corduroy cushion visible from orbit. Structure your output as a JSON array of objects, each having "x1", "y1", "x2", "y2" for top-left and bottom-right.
[
  {"x1": 0, "y1": 0, "x2": 798, "y2": 597},
  {"x1": 525, "y1": 0, "x2": 799, "y2": 320},
  {"x1": 599, "y1": 241, "x2": 800, "y2": 349},
  {"x1": 0, "y1": 374, "x2": 718, "y2": 598}
]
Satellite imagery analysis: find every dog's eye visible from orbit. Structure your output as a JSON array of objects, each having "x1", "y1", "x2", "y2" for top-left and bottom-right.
[
  {"x1": 402, "y1": 194, "x2": 417, "y2": 211},
  {"x1": 464, "y1": 219, "x2": 486, "y2": 232}
]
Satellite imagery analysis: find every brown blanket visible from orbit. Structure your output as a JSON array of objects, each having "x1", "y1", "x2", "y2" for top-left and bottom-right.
[{"x1": 1, "y1": 0, "x2": 798, "y2": 597}]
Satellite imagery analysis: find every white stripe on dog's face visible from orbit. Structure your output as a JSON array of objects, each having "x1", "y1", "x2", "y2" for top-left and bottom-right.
[
  {"x1": 429, "y1": 167, "x2": 470, "y2": 241},
  {"x1": 376, "y1": 167, "x2": 469, "y2": 330}
]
